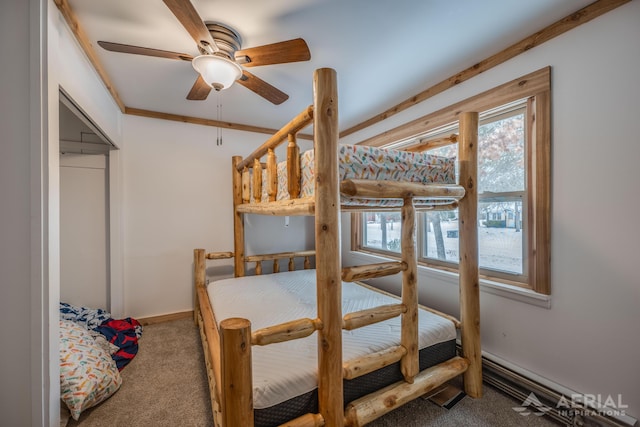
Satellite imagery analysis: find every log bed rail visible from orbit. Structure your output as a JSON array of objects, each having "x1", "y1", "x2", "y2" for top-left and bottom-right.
[
  {"x1": 202, "y1": 250, "x2": 314, "y2": 275},
  {"x1": 193, "y1": 68, "x2": 480, "y2": 427}
]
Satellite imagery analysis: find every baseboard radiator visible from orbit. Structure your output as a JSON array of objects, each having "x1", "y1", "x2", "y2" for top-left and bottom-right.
[{"x1": 481, "y1": 356, "x2": 637, "y2": 427}]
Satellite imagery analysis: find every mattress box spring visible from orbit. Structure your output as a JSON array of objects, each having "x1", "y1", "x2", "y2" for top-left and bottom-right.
[{"x1": 254, "y1": 339, "x2": 456, "y2": 426}]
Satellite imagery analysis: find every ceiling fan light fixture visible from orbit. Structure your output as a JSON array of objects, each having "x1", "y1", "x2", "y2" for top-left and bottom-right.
[{"x1": 192, "y1": 54, "x2": 242, "y2": 91}]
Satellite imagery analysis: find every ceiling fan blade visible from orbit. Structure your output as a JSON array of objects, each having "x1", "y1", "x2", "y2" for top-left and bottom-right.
[
  {"x1": 236, "y1": 70, "x2": 289, "y2": 105},
  {"x1": 98, "y1": 41, "x2": 194, "y2": 61},
  {"x1": 235, "y1": 38, "x2": 310, "y2": 67},
  {"x1": 162, "y1": 0, "x2": 218, "y2": 53},
  {"x1": 186, "y1": 75, "x2": 212, "y2": 101}
]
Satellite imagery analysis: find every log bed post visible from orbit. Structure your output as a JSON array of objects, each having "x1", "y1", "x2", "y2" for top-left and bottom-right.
[
  {"x1": 194, "y1": 249, "x2": 206, "y2": 324},
  {"x1": 220, "y1": 318, "x2": 253, "y2": 427},
  {"x1": 400, "y1": 196, "x2": 419, "y2": 383},
  {"x1": 313, "y1": 67, "x2": 342, "y2": 426},
  {"x1": 458, "y1": 111, "x2": 482, "y2": 398},
  {"x1": 232, "y1": 156, "x2": 246, "y2": 277}
]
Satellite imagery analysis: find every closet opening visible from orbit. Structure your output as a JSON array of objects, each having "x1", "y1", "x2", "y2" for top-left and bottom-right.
[{"x1": 59, "y1": 89, "x2": 120, "y2": 313}]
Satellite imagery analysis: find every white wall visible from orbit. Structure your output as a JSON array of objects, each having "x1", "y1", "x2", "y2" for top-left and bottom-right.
[
  {"x1": 0, "y1": 1, "x2": 44, "y2": 424},
  {"x1": 60, "y1": 154, "x2": 109, "y2": 310},
  {"x1": 121, "y1": 116, "x2": 314, "y2": 318},
  {"x1": 56, "y1": 18, "x2": 122, "y2": 148},
  {"x1": 342, "y1": 2, "x2": 640, "y2": 419}
]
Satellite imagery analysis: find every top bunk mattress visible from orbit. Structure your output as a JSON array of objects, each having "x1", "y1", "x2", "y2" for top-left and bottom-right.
[
  {"x1": 207, "y1": 269, "x2": 457, "y2": 410},
  {"x1": 254, "y1": 144, "x2": 456, "y2": 208}
]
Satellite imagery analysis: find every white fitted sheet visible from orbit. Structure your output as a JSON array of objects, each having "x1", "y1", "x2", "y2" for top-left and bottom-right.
[{"x1": 208, "y1": 269, "x2": 456, "y2": 409}]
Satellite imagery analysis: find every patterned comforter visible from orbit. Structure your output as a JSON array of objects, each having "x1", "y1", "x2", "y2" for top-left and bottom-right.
[{"x1": 253, "y1": 144, "x2": 457, "y2": 207}]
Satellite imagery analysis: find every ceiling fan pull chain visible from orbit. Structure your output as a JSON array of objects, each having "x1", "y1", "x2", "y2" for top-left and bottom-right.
[{"x1": 217, "y1": 92, "x2": 223, "y2": 146}]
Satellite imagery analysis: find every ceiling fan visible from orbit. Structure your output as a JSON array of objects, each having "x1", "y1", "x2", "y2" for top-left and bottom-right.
[{"x1": 97, "y1": 0, "x2": 311, "y2": 105}]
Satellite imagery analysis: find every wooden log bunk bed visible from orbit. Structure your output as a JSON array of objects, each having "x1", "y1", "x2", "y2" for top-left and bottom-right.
[{"x1": 193, "y1": 68, "x2": 480, "y2": 427}]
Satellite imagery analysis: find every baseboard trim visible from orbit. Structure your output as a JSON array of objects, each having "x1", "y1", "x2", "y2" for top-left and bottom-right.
[
  {"x1": 480, "y1": 352, "x2": 637, "y2": 427},
  {"x1": 137, "y1": 310, "x2": 193, "y2": 326}
]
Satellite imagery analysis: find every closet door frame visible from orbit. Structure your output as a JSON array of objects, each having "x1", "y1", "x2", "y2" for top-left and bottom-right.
[{"x1": 60, "y1": 91, "x2": 124, "y2": 317}]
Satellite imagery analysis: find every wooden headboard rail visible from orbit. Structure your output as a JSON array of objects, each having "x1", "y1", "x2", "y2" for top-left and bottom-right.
[
  {"x1": 236, "y1": 105, "x2": 314, "y2": 205},
  {"x1": 235, "y1": 105, "x2": 314, "y2": 172},
  {"x1": 204, "y1": 249, "x2": 315, "y2": 275},
  {"x1": 245, "y1": 250, "x2": 314, "y2": 275}
]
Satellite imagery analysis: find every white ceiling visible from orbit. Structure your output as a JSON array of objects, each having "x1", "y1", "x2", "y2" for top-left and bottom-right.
[{"x1": 68, "y1": 0, "x2": 593, "y2": 133}]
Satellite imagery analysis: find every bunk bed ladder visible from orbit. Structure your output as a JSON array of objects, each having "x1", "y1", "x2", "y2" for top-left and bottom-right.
[{"x1": 343, "y1": 112, "x2": 479, "y2": 426}]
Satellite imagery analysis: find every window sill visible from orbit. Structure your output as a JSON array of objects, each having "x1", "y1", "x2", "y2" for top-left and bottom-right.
[{"x1": 347, "y1": 250, "x2": 551, "y2": 309}]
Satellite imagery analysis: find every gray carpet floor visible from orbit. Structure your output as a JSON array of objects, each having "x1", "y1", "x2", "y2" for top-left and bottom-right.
[{"x1": 65, "y1": 317, "x2": 561, "y2": 427}]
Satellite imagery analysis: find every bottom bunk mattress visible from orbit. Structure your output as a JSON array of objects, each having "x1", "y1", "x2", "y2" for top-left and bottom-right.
[{"x1": 207, "y1": 269, "x2": 457, "y2": 426}]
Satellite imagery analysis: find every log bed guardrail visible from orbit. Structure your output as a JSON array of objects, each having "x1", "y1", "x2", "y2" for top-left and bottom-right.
[
  {"x1": 203, "y1": 250, "x2": 314, "y2": 276},
  {"x1": 197, "y1": 244, "x2": 469, "y2": 427}
]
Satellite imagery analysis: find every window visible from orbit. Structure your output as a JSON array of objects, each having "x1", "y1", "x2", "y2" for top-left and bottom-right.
[{"x1": 353, "y1": 68, "x2": 551, "y2": 294}]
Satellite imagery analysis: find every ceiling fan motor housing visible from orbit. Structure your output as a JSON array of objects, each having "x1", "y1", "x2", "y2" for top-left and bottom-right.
[{"x1": 203, "y1": 22, "x2": 242, "y2": 61}]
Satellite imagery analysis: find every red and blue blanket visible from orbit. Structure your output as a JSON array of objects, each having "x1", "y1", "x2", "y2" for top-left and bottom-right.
[
  {"x1": 95, "y1": 317, "x2": 142, "y2": 370},
  {"x1": 60, "y1": 302, "x2": 143, "y2": 370}
]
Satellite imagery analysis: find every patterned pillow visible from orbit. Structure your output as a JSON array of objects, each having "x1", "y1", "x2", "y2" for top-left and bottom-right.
[{"x1": 59, "y1": 319, "x2": 122, "y2": 420}]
